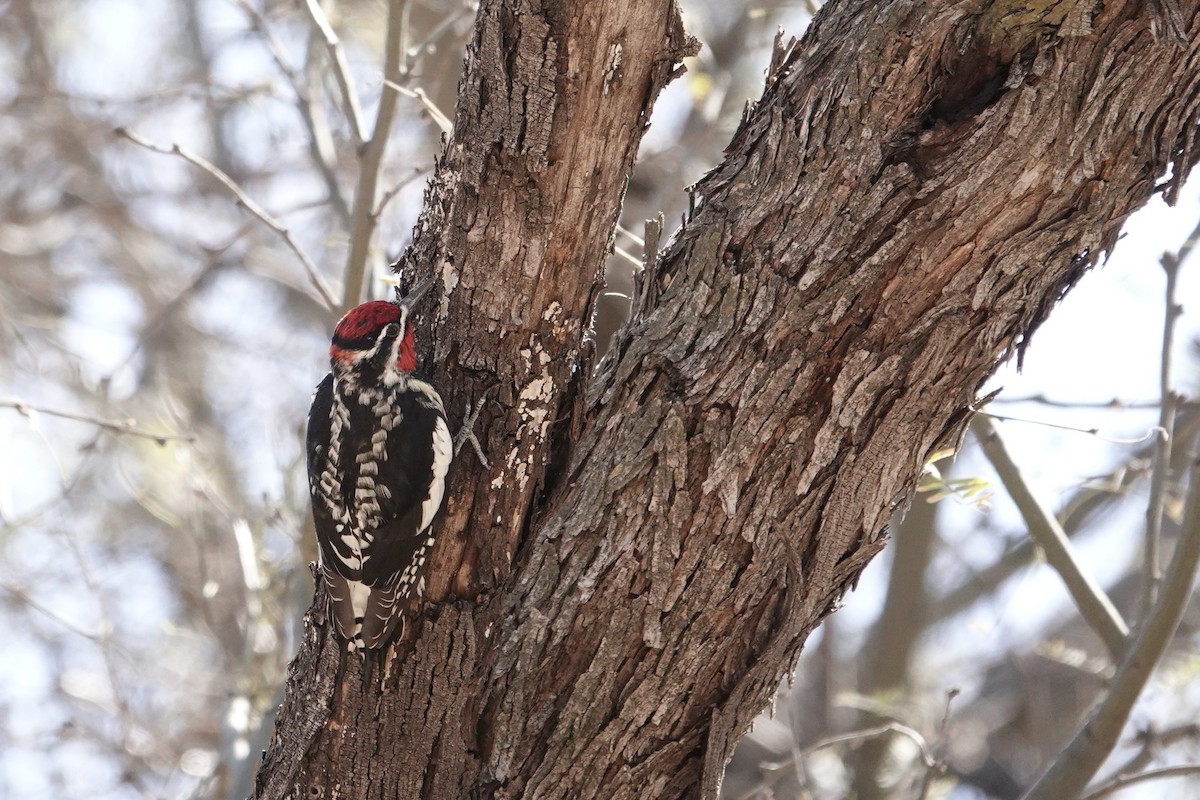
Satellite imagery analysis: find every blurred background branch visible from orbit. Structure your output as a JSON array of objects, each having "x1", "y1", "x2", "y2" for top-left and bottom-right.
[{"x1": 972, "y1": 415, "x2": 1130, "y2": 660}]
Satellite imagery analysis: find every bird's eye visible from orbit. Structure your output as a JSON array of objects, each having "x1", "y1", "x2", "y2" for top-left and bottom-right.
[{"x1": 384, "y1": 323, "x2": 399, "y2": 338}]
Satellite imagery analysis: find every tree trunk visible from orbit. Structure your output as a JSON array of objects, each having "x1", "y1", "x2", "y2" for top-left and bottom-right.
[{"x1": 254, "y1": 1, "x2": 1200, "y2": 798}]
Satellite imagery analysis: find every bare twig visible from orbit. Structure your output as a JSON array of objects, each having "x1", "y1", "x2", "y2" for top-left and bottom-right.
[
  {"x1": 303, "y1": 0, "x2": 367, "y2": 145},
  {"x1": 373, "y1": 165, "x2": 430, "y2": 218},
  {"x1": 738, "y1": 720, "x2": 937, "y2": 800},
  {"x1": 1103, "y1": 723, "x2": 1200, "y2": 779},
  {"x1": 115, "y1": 127, "x2": 337, "y2": 311},
  {"x1": 615, "y1": 222, "x2": 646, "y2": 247},
  {"x1": 1, "y1": 398, "x2": 195, "y2": 445},
  {"x1": 917, "y1": 687, "x2": 959, "y2": 800},
  {"x1": 1, "y1": 583, "x2": 106, "y2": 640},
  {"x1": 380, "y1": 80, "x2": 452, "y2": 133},
  {"x1": 1080, "y1": 764, "x2": 1200, "y2": 800},
  {"x1": 105, "y1": 255, "x2": 224, "y2": 382},
  {"x1": 233, "y1": 0, "x2": 351, "y2": 224},
  {"x1": 732, "y1": 717, "x2": 939, "y2": 800},
  {"x1": 1023, "y1": 446, "x2": 1200, "y2": 800},
  {"x1": 930, "y1": 406, "x2": 1200, "y2": 627},
  {"x1": 972, "y1": 416, "x2": 1130, "y2": 660},
  {"x1": 989, "y1": 393, "x2": 1165, "y2": 409},
  {"x1": 341, "y1": 0, "x2": 410, "y2": 310},
  {"x1": 404, "y1": 3, "x2": 473, "y2": 67},
  {"x1": 976, "y1": 408, "x2": 1164, "y2": 445},
  {"x1": 805, "y1": 723, "x2": 936, "y2": 767},
  {"x1": 1141, "y1": 246, "x2": 1185, "y2": 616},
  {"x1": 613, "y1": 244, "x2": 644, "y2": 269},
  {"x1": 60, "y1": 525, "x2": 145, "y2": 784}
]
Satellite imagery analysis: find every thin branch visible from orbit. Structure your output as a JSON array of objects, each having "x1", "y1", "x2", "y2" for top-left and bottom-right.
[
  {"x1": 303, "y1": 0, "x2": 367, "y2": 145},
  {"x1": 404, "y1": 3, "x2": 473, "y2": 68},
  {"x1": 615, "y1": 222, "x2": 646, "y2": 247},
  {"x1": 972, "y1": 416, "x2": 1130, "y2": 660},
  {"x1": 989, "y1": 393, "x2": 1165, "y2": 409},
  {"x1": 613, "y1": 244, "x2": 644, "y2": 269},
  {"x1": 1023, "y1": 445, "x2": 1200, "y2": 800},
  {"x1": 977, "y1": 408, "x2": 1164, "y2": 445},
  {"x1": 106, "y1": 255, "x2": 224, "y2": 382},
  {"x1": 1, "y1": 398, "x2": 195, "y2": 444},
  {"x1": 381, "y1": 79, "x2": 452, "y2": 133},
  {"x1": 929, "y1": 406, "x2": 1200, "y2": 627},
  {"x1": 917, "y1": 687, "x2": 959, "y2": 800},
  {"x1": 233, "y1": 0, "x2": 351, "y2": 225},
  {"x1": 341, "y1": 0, "x2": 410, "y2": 310},
  {"x1": 1, "y1": 583, "x2": 106, "y2": 640},
  {"x1": 743, "y1": 720, "x2": 936, "y2": 800},
  {"x1": 1102, "y1": 723, "x2": 1200, "y2": 780},
  {"x1": 1141, "y1": 245, "x2": 1185, "y2": 615},
  {"x1": 115, "y1": 127, "x2": 337, "y2": 312},
  {"x1": 373, "y1": 165, "x2": 430, "y2": 219},
  {"x1": 804, "y1": 723, "x2": 936, "y2": 767},
  {"x1": 1080, "y1": 765, "x2": 1200, "y2": 800}
]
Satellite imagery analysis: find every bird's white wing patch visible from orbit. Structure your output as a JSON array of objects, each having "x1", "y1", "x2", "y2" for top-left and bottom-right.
[{"x1": 421, "y1": 416, "x2": 452, "y2": 531}]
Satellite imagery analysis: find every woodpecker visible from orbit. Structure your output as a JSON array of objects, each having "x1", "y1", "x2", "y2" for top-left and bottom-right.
[{"x1": 305, "y1": 277, "x2": 451, "y2": 652}]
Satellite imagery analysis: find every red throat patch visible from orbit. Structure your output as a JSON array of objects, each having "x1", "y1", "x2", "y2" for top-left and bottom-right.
[{"x1": 398, "y1": 324, "x2": 417, "y2": 373}]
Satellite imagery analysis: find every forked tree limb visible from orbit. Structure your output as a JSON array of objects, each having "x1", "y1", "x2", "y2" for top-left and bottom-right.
[{"x1": 255, "y1": 1, "x2": 1200, "y2": 798}]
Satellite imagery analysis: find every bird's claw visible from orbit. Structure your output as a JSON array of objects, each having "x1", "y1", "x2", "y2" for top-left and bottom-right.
[{"x1": 453, "y1": 390, "x2": 491, "y2": 470}]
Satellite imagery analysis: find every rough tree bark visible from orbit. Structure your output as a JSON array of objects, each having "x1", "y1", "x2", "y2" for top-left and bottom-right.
[{"x1": 254, "y1": 1, "x2": 1200, "y2": 798}]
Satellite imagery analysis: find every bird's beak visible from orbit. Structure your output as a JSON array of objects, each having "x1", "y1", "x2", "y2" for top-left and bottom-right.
[{"x1": 396, "y1": 276, "x2": 435, "y2": 311}]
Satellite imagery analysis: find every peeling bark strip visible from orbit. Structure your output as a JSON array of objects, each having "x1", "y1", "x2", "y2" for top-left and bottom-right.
[{"x1": 256, "y1": 1, "x2": 1200, "y2": 799}]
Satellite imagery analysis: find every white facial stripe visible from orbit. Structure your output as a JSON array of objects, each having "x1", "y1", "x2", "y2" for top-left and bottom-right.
[{"x1": 351, "y1": 326, "x2": 389, "y2": 362}]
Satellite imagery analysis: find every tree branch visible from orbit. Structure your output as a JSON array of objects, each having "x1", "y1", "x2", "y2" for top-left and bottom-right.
[
  {"x1": 1, "y1": 398, "x2": 195, "y2": 444},
  {"x1": 114, "y1": 127, "x2": 338, "y2": 312},
  {"x1": 1101, "y1": 722, "x2": 1200, "y2": 781},
  {"x1": 971, "y1": 415, "x2": 1130, "y2": 659},
  {"x1": 1141, "y1": 239, "x2": 1186, "y2": 614},
  {"x1": 1024, "y1": 445, "x2": 1200, "y2": 799},
  {"x1": 381, "y1": 79, "x2": 452, "y2": 133},
  {"x1": 233, "y1": 0, "x2": 351, "y2": 225},
  {"x1": 733, "y1": 720, "x2": 939, "y2": 800},
  {"x1": 977, "y1": 409, "x2": 1163, "y2": 444},
  {"x1": 258, "y1": 2, "x2": 699, "y2": 796},
  {"x1": 303, "y1": 0, "x2": 367, "y2": 146},
  {"x1": 929, "y1": 405, "x2": 1200, "y2": 627},
  {"x1": 1080, "y1": 764, "x2": 1200, "y2": 800},
  {"x1": 340, "y1": 0, "x2": 409, "y2": 310}
]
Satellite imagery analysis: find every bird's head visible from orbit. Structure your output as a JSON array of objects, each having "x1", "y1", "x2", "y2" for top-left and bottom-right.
[{"x1": 328, "y1": 277, "x2": 433, "y2": 385}]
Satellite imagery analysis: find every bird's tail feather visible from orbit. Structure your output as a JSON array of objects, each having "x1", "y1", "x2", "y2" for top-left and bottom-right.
[
  {"x1": 321, "y1": 566, "x2": 404, "y2": 653},
  {"x1": 361, "y1": 583, "x2": 404, "y2": 650}
]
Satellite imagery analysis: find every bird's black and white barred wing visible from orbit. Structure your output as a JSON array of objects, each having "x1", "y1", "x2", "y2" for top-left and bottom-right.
[
  {"x1": 305, "y1": 374, "x2": 360, "y2": 640},
  {"x1": 305, "y1": 373, "x2": 339, "y2": 553},
  {"x1": 343, "y1": 388, "x2": 446, "y2": 573},
  {"x1": 352, "y1": 389, "x2": 451, "y2": 648}
]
